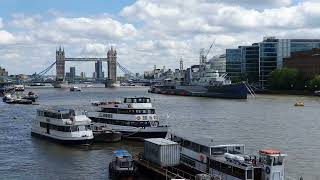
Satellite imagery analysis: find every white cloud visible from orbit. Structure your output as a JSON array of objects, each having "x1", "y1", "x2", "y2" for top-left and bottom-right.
[
  {"x1": 2, "y1": 0, "x2": 320, "y2": 75},
  {"x1": 10, "y1": 14, "x2": 41, "y2": 29},
  {"x1": 54, "y1": 17, "x2": 137, "y2": 40},
  {"x1": 81, "y1": 43, "x2": 107, "y2": 56},
  {"x1": 0, "y1": 30, "x2": 15, "y2": 44}
]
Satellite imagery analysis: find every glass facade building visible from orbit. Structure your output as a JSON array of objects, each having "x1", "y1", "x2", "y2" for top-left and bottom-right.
[{"x1": 226, "y1": 48, "x2": 242, "y2": 81}]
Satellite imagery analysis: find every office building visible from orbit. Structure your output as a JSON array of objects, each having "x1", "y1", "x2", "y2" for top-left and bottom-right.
[
  {"x1": 226, "y1": 48, "x2": 242, "y2": 81},
  {"x1": 259, "y1": 37, "x2": 320, "y2": 85},
  {"x1": 70, "y1": 67, "x2": 76, "y2": 82},
  {"x1": 80, "y1": 72, "x2": 86, "y2": 80},
  {"x1": 209, "y1": 54, "x2": 226, "y2": 74},
  {"x1": 95, "y1": 61, "x2": 104, "y2": 82},
  {"x1": 226, "y1": 37, "x2": 320, "y2": 85}
]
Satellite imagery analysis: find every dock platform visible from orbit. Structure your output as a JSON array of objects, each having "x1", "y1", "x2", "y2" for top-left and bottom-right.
[{"x1": 134, "y1": 156, "x2": 195, "y2": 180}]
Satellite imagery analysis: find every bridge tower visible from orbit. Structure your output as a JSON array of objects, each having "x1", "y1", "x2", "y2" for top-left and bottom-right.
[
  {"x1": 56, "y1": 46, "x2": 65, "y2": 82},
  {"x1": 107, "y1": 46, "x2": 117, "y2": 84}
]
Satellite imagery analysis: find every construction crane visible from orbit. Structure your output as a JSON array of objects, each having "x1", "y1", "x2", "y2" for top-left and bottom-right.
[
  {"x1": 199, "y1": 41, "x2": 215, "y2": 65},
  {"x1": 205, "y1": 41, "x2": 215, "y2": 60}
]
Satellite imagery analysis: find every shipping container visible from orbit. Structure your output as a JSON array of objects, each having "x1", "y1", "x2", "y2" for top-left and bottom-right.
[{"x1": 144, "y1": 138, "x2": 180, "y2": 167}]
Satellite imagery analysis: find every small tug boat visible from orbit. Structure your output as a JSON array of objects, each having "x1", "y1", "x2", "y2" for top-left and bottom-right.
[
  {"x1": 31, "y1": 107, "x2": 94, "y2": 145},
  {"x1": 92, "y1": 126, "x2": 122, "y2": 143},
  {"x1": 109, "y1": 150, "x2": 136, "y2": 179},
  {"x1": 70, "y1": 86, "x2": 81, "y2": 92}
]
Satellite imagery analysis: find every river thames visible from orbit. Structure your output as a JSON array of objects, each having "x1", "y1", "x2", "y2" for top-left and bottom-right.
[{"x1": 0, "y1": 87, "x2": 319, "y2": 179}]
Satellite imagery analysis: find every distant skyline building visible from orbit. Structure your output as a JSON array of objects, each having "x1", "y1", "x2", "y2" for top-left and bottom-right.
[
  {"x1": 80, "y1": 72, "x2": 86, "y2": 80},
  {"x1": 95, "y1": 61, "x2": 104, "y2": 82},
  {"x1": 70, "y1": 67, "x2": 76, "y2": 82},
  {"x1": 0, "y1": 66, "x2": 8, "y2": 77}
]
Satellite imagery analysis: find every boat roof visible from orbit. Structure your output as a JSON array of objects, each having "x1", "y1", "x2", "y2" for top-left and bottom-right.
[
  {"x1": 38, "y1": 107, "x2": 74, "y2": 113},
  {"x1": 145, "y1": 138, "x2": 178, "y2": 146},
  {"x1": 171, "y1": 134, "x2": 244, "y2": 148},
  {"x1": 113, "y1": 150, "x2": 132, "y2": 158}
]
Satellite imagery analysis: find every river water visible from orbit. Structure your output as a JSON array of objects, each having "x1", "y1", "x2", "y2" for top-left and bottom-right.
[{"x1": 0, "y1": 87, "x2": 319, "y2": 179}]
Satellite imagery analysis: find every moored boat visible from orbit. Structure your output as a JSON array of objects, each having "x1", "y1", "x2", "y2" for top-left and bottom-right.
[
  {"x1": 14, "y1": 85, "x2": 25, "y2": 91},
  {"x1": 92, "y1": 126, "x2": 122, "y2": 143},
  {"x1": 170, "y1": 134, "x2": 287, "y2": 180},
  {"x1": 31, "y1": 107, "x2": 94, "y2": 145},
  {"x1": 70, "y1": 86, "x2": 81, "y2": 92},
  {"x1": 88, "y1": 97, "x2": 168, "y2": 140},
  {"x1": 109, "y1": 150, "x2": 136, "y2": 179},
  {"x1": 22, "y1": 91, "x2": 38, "y2": 102}
]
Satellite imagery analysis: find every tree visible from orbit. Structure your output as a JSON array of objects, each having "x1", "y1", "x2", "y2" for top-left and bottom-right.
[
  {"x1": 308, "y1": 75, "x2": 320, "y2": 91},
  {"x1": 268, "y1": 68, "x2": 300, "y2": 90}
]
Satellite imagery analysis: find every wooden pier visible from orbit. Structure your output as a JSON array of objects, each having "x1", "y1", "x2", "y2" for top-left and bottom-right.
[{"x1": 134, "y1": 156, "x2": 196, "y2": 180}]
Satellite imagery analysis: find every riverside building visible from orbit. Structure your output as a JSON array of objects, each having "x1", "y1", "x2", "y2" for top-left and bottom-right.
[{"x1": 226, "y1": 37, "x2": 320, "y2": 86}]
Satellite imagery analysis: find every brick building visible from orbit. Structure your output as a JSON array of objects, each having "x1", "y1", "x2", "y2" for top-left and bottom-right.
[{"x1": 283, "y1": 48, "x2": 320, "y2": 78}]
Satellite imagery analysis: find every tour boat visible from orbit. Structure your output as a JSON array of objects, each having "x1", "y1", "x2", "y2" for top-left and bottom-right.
[
  {"x1": 31, "y1": 107, "x2": 94, "y2": 145},
  {"x1": 170, "y1": 135, "x2": 287, "y2": 180},
  {"x1": 14, "y1": 85, "x2": 25, "y2": 91},
  {"x1": 70, "y1": 86, "x2": 81, "y2": 92},
  {"x1": 87, "y1": 97, "x2": 168, "y2": 139},
  {"x1": 109, "y1": 150, "x2": 136, "y2": 179}
]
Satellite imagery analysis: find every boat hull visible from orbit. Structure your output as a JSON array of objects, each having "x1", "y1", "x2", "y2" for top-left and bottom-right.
[
  {"x1": 93, "y1": 131, "x2": 122, "y2": 143},
  {"x1": 31, "y1": 132, "x2": 93, "y2": 145},
  {"x1": 89, "y1": 117, "x2": 168, "y2": 140}
]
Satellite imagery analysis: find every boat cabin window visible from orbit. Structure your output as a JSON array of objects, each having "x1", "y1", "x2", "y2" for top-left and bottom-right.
[
  {"x1": 101, "y1": 108, "x2": 155, "y2": 114},
  {"x1": 211, "y1": 147, "x2": 227, "y2": 156},
  {"x1": 178, "y1": 138, "x2": 210, "y2": 155},
  {"x1": 124, "y1": 98, "x2": 151, "y2": 103},
  {"x1": 273, "y1": 155, "x2": 284, "y2": 166},
  {"x1": 211, "y1": 145, "x2": 244, "y2": 156},
  {"x1": 40, "y1": 122, "x2": 91, "y2": 132},
  {"x1": 259, "y1": 154, "x2": 272, "y2": 166}
]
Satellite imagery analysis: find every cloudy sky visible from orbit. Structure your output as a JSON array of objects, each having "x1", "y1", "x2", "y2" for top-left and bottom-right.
[{"x1": 0, "y1": 0, "x2": 319, "y2": 76}]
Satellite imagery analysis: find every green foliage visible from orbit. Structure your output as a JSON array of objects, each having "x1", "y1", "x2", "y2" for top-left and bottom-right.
[
  {"x1": 267, "y1": 68, "x2": 301, "y2": 90},
  {"x1": 308, "y1": 75, "x2": 320, "y2": 91}
]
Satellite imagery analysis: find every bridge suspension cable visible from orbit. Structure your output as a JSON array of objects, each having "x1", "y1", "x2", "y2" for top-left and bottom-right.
[
  {"x1": 116, "y1": 62, "x2": 137, "y2": 79},
  {"x1": 28, "y1": 61, "x2": 56, "y2": 82}
]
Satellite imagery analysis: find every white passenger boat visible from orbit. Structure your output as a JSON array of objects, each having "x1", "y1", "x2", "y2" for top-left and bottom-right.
[
  {"x1": 87, "y1": 97, "x2": 168, "y2": 139},
  {"x1": 14, "y1": 85, "x2": 25, "y2": 91},
  {"x1": 171, "y1": 135, "x2": 287, "y2": 180},
  {"x1": 31, "y1": 108, "x2": 94, "y2": 145}
]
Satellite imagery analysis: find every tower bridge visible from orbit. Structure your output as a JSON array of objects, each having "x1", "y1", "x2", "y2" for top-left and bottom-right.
[{"x1": 55, "y1": 46, "x2": 117, "y2": 85}]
